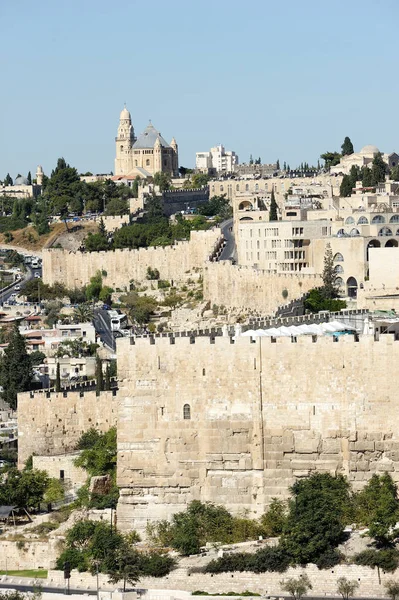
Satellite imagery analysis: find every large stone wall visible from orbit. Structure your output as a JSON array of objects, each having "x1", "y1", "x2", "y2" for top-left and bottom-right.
[
  {"x1": 18, "y1": 390, "x2": 118, "y2": 468},
  {"x1": 116, "y1": 334, "x2": 399, "y2": 533},
  {"x1": 42, "y1": 229, "x2": 222, "y2": 289},
  {"x1": 46, "y1": 564, "x2": 394, "y2": 598},
  {"x1": 203, "y1": 261, "x2": 322, "y2": 312}
]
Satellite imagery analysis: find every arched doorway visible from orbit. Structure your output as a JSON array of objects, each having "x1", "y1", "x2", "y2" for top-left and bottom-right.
[
  {"x1": 347, "y1": 277, "x2": 358, "y2": 299},
  {"x1": 366, "y1": 239, "x2": 381, "y2": 261},
  {"x1": 385, "y1": 239, "x2": 398, "y2": 247},
  {"x1": 238, "y1": 200, "x2": 253, "y2": 211}
]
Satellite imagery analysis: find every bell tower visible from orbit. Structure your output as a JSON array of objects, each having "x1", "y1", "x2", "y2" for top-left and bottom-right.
[{"x1": 115, "y1": 105, "x2": 135, "y2": 176}]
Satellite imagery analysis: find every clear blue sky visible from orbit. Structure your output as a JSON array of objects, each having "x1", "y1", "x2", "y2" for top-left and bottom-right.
[{"x1": 1, "y1": 0, "x2": 398, "y2": 178}]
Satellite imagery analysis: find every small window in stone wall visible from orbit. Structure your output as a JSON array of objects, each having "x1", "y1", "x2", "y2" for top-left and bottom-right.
[{"x1": 183, "y1": 404, "x2": 191, "y2": 420}]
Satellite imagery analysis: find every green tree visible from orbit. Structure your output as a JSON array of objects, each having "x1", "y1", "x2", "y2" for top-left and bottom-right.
[
  {"x1": 27, "y1": 171, "x2": 32, "y2": 185},
  {"x1": 104, "y1": 364, "x2": 111, "y2": 391},
  {"x1": 96, "y1": 357, "x2": 103, "y2": 393},
  {"x1": 30, "y1": 350, "x2": 46, "y2": 366},
  {"x1": 276, "y1": 159, "x2": 280, "y2": 170},
  {"x1": 4, "y1": 173, "x2": 13, "y2": 186},
  {"x1": 260, "y1": 498, "x2": 287, "y2": 536},
  {"x1": 321, "y1": 243, "x2": 338, "y2": 300},
  {"x1": 336, "y1": 577, "x2": 359, "y2": 599},
  {"x1": 371, "y1": 152, "x2": 387, "y2": 185},
  {"x1": 0, "y1": 468, "x2": 49, "y2": 509},
  {"x1": 153, "y1": 172, "x2": 171, "y2": 192},
  {"x1": 269, "y1": 189, "x2": 278, "y2": 221},
  {"x1": 86, "y1": 271, "x2": 103, "y2": 302},
  {"x1": 320, "y1": 151, "x2": 341, "y2": 169},
  {"x1": 44, "y1": 478, "x2": 65, "y2": 504},
  {"x1": 191, "y1": 173, "x2": 209, "y2": 188},
  {"x1": 55, "y1": 362, "x2": 61, "y2": 392},
  {"x1": 280, "y1": 473, "x2": 350, "y2": 565},
  {"x1": 99, "y1": 286, "x2": 113, "y2": 305},
  {"x1": 385, "y1": 580, "x2": 399, "y2": 600},
  {"x1": 353, "y1": 473, "x2": 399, "y2": 545},
  {"x1": 73, "y1": 304, "x2": 94, "y2": 323},
  {"x1": 341, "y1": 137, "x2": 354, "y2": 156},
  {"x1": 75, "y1": 427, "x2": 117, "y2": 476},
  {"x1": 107, "y1": 545, "x2": 142, "y2": 591},
  {"x1": 121, "y1": 291, "x2": 157, "y2": 324},
  {"x1": 391, "y1": 166, "x2": 399, "y2": 181},
  {"x1": 98, "y1": 217, "x2": 106, "y2": 237},
  {"x1": 280, "y1": 574, "x2": 312, "y2": 599},
  {"x1": 340, "y1": 175, "x2": 353, "y2": 197},
  {"x1": 105, "y1": 197, "x2": 128, "y2": 216},
  {"x1": 362, "y1": 166, "x2": 373, "y2": 187},
  {"x1": 0, "y1": 325, "x2": 33, "y2": 409}
]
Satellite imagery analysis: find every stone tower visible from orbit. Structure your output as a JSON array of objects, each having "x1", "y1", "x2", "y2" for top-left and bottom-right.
[
  {"x1": 170, "y1": 137, "x2": 179, "y2": 176},
  {"x1": 36, "y1": 165, "x2": 44, "y2": 186},
  {"x1": 154, "y1": 136, "x2": 162, "y2": 173},
  {"x1": 115, "y1": 106, "x2": 135, "y2": 176}
]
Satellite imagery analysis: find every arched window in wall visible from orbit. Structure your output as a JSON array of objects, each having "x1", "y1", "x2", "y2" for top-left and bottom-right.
[
  {"x1": 183, "y1": 404, "x2": 191, "y2": 420},
  {"x1": 333, "y1": 253, "x2": 344, "y2": 262}
]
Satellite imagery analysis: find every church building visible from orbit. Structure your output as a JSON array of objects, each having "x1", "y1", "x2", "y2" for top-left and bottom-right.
[{"x1": 114, "y1": 106, "x2": 179, "y2": 178}]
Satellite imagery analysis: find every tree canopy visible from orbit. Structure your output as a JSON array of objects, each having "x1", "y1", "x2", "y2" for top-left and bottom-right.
[
  {"x1": 0, "y1": 325, "x2": 33, "y2": 409},
  {"x1": 341, "y1": 137, "x2": 354, "y2": 156}
]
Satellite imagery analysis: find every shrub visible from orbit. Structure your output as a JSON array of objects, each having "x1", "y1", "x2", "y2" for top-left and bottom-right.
[
  {"x1": 158, "y1": 279, "x2": 170, "y2": 289},
  {"x1": 56, "y1": 547, "x2": 88, "y2": 572},
  {"x1": 316, "y1": 548, "x2": 343, "y2": 569},
  {"x1": 260, "y1": 498, "x2": 287, "y2": 537},
  {"x1": 353, "y1": 548, "x2": 399, "y2": 572},
  {"x1": 206, "y1": 553, "x2": 251, "y2": 574},
  {"x1": 282, "y1": 289, "x2": 288, "y2": 299},
  {"x1": 250, "y1": 546, "x2": 290, "y2": 573},
  {"x1": 30, "y1": 521, "x2": 59, "y2": 535},
  {"x1": 140, "y1": 551, "x2": 176, "y2": 577}
]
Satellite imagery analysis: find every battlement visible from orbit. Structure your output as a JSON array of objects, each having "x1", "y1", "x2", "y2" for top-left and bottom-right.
[
  {"x1": 205, "y1": 260, "x2": 321, "y2": 280},
  {"x1": 118, "y1": 330, "x2": 397, "y2": 350}
]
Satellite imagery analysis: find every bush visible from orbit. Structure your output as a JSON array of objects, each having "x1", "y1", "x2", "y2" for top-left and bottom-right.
[
  {"x1": 56, "y1": 547, "x2": 88, "y2": 572},
  {"x1": 353, "y1": 549, "x2": 399, "y2": 572},
  {"x1": 30, "y1": 521, "x2": 59, "y2": 535},
  {"x1": 316, "y1": 548, "x2": 343, "y2": 569},
  {"x1": 260, "y1": 498, "x2": 287, "y2": 537},
  {"x1": 250, "y1": 546, "x2": 290, "y2": 573},
  {"x1": 206, "y1": 553, "x2": 251, "y2": 574},
  {"x1": 140, "y1": 551, "x2": 176, "y2": 577}
]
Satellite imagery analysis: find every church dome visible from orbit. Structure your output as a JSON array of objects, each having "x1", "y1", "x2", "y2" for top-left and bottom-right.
[
  {"x1": 14, "y1": 175, "x2": 29, "y2": 186},
  {"x1": 360, "y1": 145, "x2": 380, "y2": 155},
  {"x1": 120, "y1": 106, "x2": 131, "y2": 120}
]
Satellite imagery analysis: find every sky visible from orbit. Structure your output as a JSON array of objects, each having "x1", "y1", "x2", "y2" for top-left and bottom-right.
[{"x1": 1, "y1": 0, "x2": 398, "y2": 178}]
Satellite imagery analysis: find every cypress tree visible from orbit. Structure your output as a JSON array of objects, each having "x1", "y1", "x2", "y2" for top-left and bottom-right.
[
  {"x1": 269, "y1": 189, "x2": 278, "y2": 222},
  {"x1": 276, "y1": 159, "x2": 280, "y2": 170},
  {"x1": 27, "y1": 171, "x2": 32, "y2": 185},
  {"x1": 341, "y1": 136, "x2": 354, "y2": 156},
  {"x1": 4, "y1": 173, "x2": 13, "y2": 186},
  {"x1": 55, "y1": 362, "x2": 61, "y2": 392},
  {"x1": 371, "y1": 153, "x2": 387, "y2": 186},
  {"x1": 340, "y1": 175, "x2": 353, "y2": 198},
  {"x1": 321, "y1": 244, "x2": 338, "y2": 300},
  {"x1": 0, "y1": 325, "x2": 33, "y2": 409},
  {"x1": 96, "y1": 357, "x2": 103, "y2": 393},
  {"x1": 362, "y1": 167, "x2": 373, "y2": 188},
  {"x1": 105, "y1": 364, "x2": 111, "y2": 391}
]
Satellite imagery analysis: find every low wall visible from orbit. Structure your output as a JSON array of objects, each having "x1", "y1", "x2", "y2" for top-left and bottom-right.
[
  {"x1": 43, "y1": 229, "x2": 222, "y2": 289},
  {"x1": 203, "y1": 261, "x2": 322, "y2": 313},
  {"x1": 46, "y1": 564, "x2": 393, "y2": 598},
  {"x1": 17, "y1": 390, "x2": 118, "y2": 468},
  {"x1": 0, "y1": 539, "x2": 60, "y2": 570}
]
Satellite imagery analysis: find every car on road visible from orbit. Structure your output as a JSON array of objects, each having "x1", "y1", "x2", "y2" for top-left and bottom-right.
[
  {"x1": 34, "y1": 273, "x2": 41, "y2": 278},
  {"x1": 14, "y1": 285, "x2": 21, "y2": 291}
]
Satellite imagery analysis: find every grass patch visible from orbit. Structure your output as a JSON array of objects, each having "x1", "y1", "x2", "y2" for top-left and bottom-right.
[{"x1": 0, "y1": 569, "x2": 48, "y2": 578}]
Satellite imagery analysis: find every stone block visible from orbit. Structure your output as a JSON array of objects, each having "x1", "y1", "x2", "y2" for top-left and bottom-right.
[
  {"x1": 352, "y1": 441, "x2": 375, "y2": 452},
  {"x1": 322, "y1": 438, "x2": 340, "y2": 454}
]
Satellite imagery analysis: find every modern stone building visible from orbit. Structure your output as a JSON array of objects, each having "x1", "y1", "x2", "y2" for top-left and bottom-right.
[{"x1": 114, "y1": 106, "x2": 178, "y2": 178}]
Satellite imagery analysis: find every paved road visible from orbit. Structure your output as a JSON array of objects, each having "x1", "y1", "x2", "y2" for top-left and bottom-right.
[
  {"x1": 0, "y1": 581, "x2": 98, "y2": 596},
  {"x1": 93, "y1": 308, "x2": 116, "y2": 351},
  {"x1": 0, "y1": 265, "x2": 40, "y2": 305},
  {"x1": 218, "y1": 218, "x2": 237, "y2": 262}
]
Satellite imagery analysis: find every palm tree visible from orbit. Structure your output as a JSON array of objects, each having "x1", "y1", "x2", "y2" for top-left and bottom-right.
[{"x1": 73, "y1": 303, "x2": 94, "y2": 323}]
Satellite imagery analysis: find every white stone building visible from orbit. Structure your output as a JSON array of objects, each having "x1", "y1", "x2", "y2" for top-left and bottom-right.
[
  {"x1": 196, "y1": 144, "x2": 238, "y2": 173},
  {"x1": 330, "y1": 144, "x2": 399, "y2": 175}
]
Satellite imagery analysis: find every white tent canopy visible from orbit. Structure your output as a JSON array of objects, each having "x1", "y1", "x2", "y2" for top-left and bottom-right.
[{"x1": 241, "y1": 321, "x2": 355, "y2": 338}]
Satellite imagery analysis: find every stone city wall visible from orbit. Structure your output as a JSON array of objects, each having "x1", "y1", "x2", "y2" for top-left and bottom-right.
[
  {"x1": 203, "y1": 261, "x2": 322, "y2": 313},
  {"x1": 18, "y1": 390, "x2": 118, "y2": 468},
  {"x1": 46, "y1": 563, "x2": 393, "y2": 598},
  {"x1": 115, "y1": 333, "x2": 399, "y2": 533},
  {"x1": 42, "y1": 229, "x2": 222, "y2": 289}
]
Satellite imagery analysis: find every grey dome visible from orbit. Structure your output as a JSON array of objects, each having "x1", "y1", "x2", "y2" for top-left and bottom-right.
[
  {"x1": 14, "y1": 175, "x2": 29, "y2": 186},
  {"x1": 133, "y1": 123, "x2": 170, "y2": 150}
]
